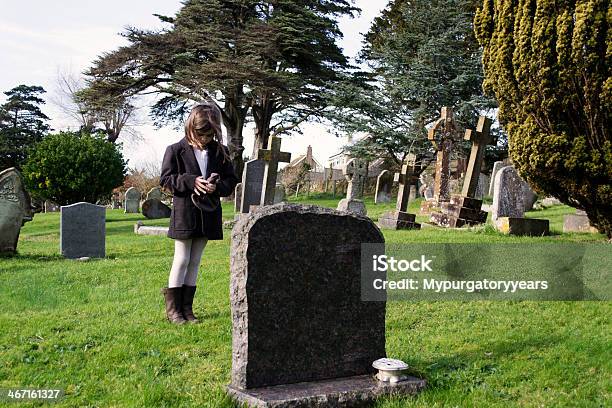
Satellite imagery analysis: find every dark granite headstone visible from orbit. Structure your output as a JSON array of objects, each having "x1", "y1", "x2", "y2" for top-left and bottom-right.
[
  {"x1": 60, "y1": 202, "x2": 105, "y2": 259},
  {"x1": 228, "y1": 204, "x2": 425, "y2": 406},
  {"x1": 142, "y1": 199, "x2": 171, "y2": 219},
  {"x1": 230, "y1": 203, "x2": 386, "y2": 389},
  {"x1": 240, "y1": 159, "x2": 265, "y2": 214}
]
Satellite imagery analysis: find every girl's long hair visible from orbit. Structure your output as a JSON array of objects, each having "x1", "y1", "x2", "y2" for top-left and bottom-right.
[{"x1": 185, "y1": 102, "x2": 230, "y2": 163}]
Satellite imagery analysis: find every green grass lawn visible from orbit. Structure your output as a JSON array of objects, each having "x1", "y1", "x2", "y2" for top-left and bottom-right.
[{"x1": 0, "y1": 197, "x2": 610, "y2": 407}]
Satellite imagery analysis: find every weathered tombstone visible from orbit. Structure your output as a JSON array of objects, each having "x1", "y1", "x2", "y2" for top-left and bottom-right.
[
  {"x1": 474, "y1": 174, "x2": 489, "y2": 200},
  {"x1": 44, "y1": 200, "x2": 60, "y2": 213},
  {"x1": 60, "y1": 202, "x2": 105, "y2": 259},
  {"x1": 492, "y1": 167, "x2": 548, "y2": 236},
  {"x1": 563, "y1": 209, "x2": 598, "y2": 234},
  {"x1": 428, "y1": 107, "x2": 460, "y2": 203},
  {"x1": 521, "y1": 180, "x2": 538, "y2": 211},
  {"x1": 374, "y1": 170, "x2": 393, "y2": 204},
  {"x1": 142, "y1": 199, "x2": 171, "y2": 219},
  {"x1": 430, "y1": 116, "x2": 491, "y2": 227},
  {"x1": 256, "y1": 136, "x2": 291, "y2": 206},
  {"x1": 488, "y1": 161, "x2": 508, "y2": 196},
  {"x1": 124, "y1": 187, "x2": 141, "y2": 213},
  {"x1": 0, "y1": 168, "x2": 34, "y2": 255},
  {"x1": 227, "y1": 204, "x2": 425, "y2": 406},
  {"x1": 337, "y1": 158, "x2": 367, "y2": 216},
  {"x1": 273, "y1": 182, "x2": 285, "y2": 204},
  {"x1": 234, "y1": 183, "x2": 243, "y2": 213},
  {"x1": 146, "y1": 187, "x2": 163, "y2": 201},
  {"x1": 240, "y1": 159, "x2": 265, "y2": 214},
  {"x1": 492, "y1": 166, "x2": 524, "y2": 224},
  {"x1": 379, "y1": 155, "x2": 420, "y2": 229}
]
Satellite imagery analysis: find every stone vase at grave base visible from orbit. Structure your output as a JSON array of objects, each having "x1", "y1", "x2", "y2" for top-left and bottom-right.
[{"x1": 227, "y1": 204, "x2": 425, "y2": 407}]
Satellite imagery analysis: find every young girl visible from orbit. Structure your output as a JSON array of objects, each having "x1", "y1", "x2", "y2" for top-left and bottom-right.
[{"x1": 160, "y1": 102, "x2": 238, "y2": 324}]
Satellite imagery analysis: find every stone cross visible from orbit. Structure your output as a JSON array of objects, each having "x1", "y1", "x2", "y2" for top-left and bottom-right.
[
  {"x1": 461, "y1": 115, "x2": 493, "y2": 198},
  {"x1": 256, "y1": 136, "x2": 291, "y2": 206},
  {"x1": 344, "y1": 158, "x2": 368, "y2": 200},
  {"x1": 428, "y1": 107, "x2": 459, "y2": 202},
  {"x1": 395, "y1": 155, "x2": 419, "y2": 212}
]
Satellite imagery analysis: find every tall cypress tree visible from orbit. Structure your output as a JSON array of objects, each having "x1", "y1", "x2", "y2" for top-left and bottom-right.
[
  {"x1": 475, "y1": 0, "x2": 611, "y2": 237},
  {"x1": 0, "y1": 85, "x2": 50, "y2": 170},
  {"x1": 325, "y1": 0, "x2": 498, "y2": 170},
  {"x1": 84, "y1": 0, "x2": 357, "y2": 178}
]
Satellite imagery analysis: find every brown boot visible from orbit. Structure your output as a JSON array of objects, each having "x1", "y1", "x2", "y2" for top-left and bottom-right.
[
  {"x1": 161, "y1": 287, "x2": 187, "y2": 324},
  {"x1": 181, "y1": 285, "x2": 199, "y2": 323}
]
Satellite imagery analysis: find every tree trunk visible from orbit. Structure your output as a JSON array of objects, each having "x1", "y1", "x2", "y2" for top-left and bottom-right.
[
  {"x1": 251, "y1": 94, "x2": 274, "y2": 158},
  {"x1": 222, "y1": 86, "x2": 249, "y2": 182}
]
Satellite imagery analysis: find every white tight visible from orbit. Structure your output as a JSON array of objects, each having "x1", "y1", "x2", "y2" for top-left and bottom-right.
[{"x1": 168, "y1": 238, "x2": 208, "y2": 288}]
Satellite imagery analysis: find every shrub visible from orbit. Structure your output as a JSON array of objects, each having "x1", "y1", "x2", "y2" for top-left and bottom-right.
[
  {"x1": 22, "y1": 132, "x2": 127, "y2": 205},
  {"x1": 474, "y1": 0, "x2": 611, "y2": 237}
]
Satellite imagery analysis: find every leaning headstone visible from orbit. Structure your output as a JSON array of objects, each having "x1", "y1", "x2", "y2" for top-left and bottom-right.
[
  {"x1": 146, "y1": 187, "x2": 163, "y2": 201},
  {"x1": 142, "y1": 199, "x2": 171, "y2": 219},
  {"x1": 60, "y1": 202, "x2": 105, "y2": 259},
  {"x1": 492, "y1": 167, "x2": 548, "y2": 236},
  {"x1": 227, "y1": 204, "x2": 425, "y2": 406},
  {"x1": 430, "y1": 116, "x2": 492, "y2": 228},
  {"x1": 239, "y1": 159, "x2": 265, "y2": 214},
  {"x1": 375, "y1": 170, "x2": 393, "y2": 204},
  {"x1": 0, "y1": 168, "x2": 34, "y2": 255},
  {"x1": 124, "y1": 187, "x2": 141, "y2": 213},
  {"x1": 337, "y1": 159, "x2": 367, "y2": 216},
  {"x1": 488, "y1": 161, "x2": 508, "y2": 196}
]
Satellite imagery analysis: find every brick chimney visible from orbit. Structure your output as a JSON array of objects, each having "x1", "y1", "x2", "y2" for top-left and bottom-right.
[{"x1": 306, "y1": 145, "x2": 313, "y2": 164}]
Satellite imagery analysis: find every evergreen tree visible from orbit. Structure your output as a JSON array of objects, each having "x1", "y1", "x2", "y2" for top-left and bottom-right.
[
  {"x1": 474, "y1": 0, "x2": 611, "y2": 237},
  {"x1": 83, "y1": 0, "x2": 357, "y2": 178},
  {"x1": 327, "y1": 0, "x2": 499, "y2": 171},
  {"x1": 0, "y1": 85, "x2": 50, "y2": 170}
]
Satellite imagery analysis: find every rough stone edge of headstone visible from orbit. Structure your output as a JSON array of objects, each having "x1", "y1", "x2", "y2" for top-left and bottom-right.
[
  {"x1": 229, "y1": 203, "x2": 384, "y2": 390},
  {"x1": 226, "y1": 375, "x2": 426, "y2": 408}
]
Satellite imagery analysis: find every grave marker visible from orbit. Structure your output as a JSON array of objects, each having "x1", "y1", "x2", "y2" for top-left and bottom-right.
[
  {"x1": 60, "y1": 202, "x2": 106, "y2": 259},
  {"x1": 0, "y1": 168, "x2": 34, "y2": 255},
  {"x1": 227, "y1": 204, "x2": 425, "y2": 406}
]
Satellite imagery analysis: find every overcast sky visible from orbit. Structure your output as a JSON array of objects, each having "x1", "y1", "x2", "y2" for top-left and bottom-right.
[{"x1": 0, "y1": 1, "x2": 388, "y2": 169}]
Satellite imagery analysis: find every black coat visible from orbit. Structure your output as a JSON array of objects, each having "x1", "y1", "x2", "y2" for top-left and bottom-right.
[{"x1": 160, "y1": 138, "x2": 238, "y2": 240}]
